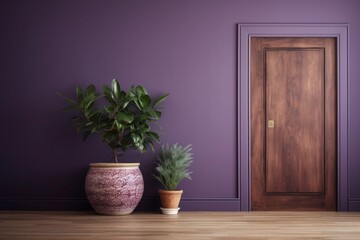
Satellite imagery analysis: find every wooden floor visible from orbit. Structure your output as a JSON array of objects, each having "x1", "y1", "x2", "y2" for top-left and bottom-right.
[{"x1": 1, "y1": 211, "x2": 360, "y2": 239}]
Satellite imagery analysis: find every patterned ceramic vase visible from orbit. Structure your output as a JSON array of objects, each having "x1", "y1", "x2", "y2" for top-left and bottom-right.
[{"x1": 85, "y1": 163, "x2": 144, "y2": 215}]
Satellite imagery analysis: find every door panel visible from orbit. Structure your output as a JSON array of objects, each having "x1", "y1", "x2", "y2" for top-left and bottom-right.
[
  {"x1": 251, "y1": 38, "x2": 336, "y2": 210},
  {"x1": 266, "y1": 49, "x2": 324, "y2": 194}
]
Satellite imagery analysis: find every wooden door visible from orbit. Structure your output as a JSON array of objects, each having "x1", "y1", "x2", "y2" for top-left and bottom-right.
[{"x1": 250, "y1": 38, "x2": 337, "y2": 210}]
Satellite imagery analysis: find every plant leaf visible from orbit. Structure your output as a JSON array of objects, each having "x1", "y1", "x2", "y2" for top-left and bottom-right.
[
  {"x1": 76, "y1": 86, "x2": 83, "y2": 100},
  {"x1": 136, "y1": 85, "x2": 147, "y2": 95},
  {"x1": 57, "y1": 93, "x2": 76, "y2": 104},
  {"x1": 153, "y1": 93, "x2": 169, "y2": 108},
  {"x1": 112, "y1": 79, "x2": 121, "y2": 98},
  {"x1": 147, "y1": 141, "x2": 155, "y2": 152},
  {"x1": 103, "y1": 85, "x2": 115, "y2": 104},
  {"x1": 147, "y1": 131, "x2": 160, "y2": 142},
  {"x1": 147, "y1": 109, "x2": 161, "y2": 119},
  {"x1": 139, "y1": 95, "x2": 151, "y2": 108},
  {"x1": 85, "y1": 85, "x2": 96, "y2": 95},
  {"x1": 104, "y1": 105, "x2": 115, "y2": 113},
  {"x1": 116, "y1": 112, "x2": 134, "y2": 124}
]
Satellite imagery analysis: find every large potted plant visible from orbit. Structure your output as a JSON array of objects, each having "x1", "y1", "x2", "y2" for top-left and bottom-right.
[
  {"x1": 153, "y1": 143, "x2": 193, "y2": 215},
  {"x1": 60, "y1": 79, "x2": 168, "y2": 215}
]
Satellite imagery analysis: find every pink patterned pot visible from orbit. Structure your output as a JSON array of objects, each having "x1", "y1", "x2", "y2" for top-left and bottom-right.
[{"x1": 85, "y1": 163, "x2": 144, "y2": 215}]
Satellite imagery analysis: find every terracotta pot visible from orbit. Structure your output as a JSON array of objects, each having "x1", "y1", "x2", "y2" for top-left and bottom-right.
[
  {"x1": 85, "y1": 163, "x2": 144, "y2": 215},
  {"x1": 158, "y1": 189, "x2": 183, "y2": 208}
]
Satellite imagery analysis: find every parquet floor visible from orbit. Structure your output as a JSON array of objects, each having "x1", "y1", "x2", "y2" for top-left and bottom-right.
[{"x1": 1, "y1": 211, "x2": 360, "y2": 239}]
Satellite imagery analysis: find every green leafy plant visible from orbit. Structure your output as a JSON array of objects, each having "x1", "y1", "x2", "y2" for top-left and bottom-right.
[
  {"x1": 153, "y1": 144, "x2": 193, "y2": 190},
  {"x1": 59, "y1": 79, "x2": 169, "y2": 163}
]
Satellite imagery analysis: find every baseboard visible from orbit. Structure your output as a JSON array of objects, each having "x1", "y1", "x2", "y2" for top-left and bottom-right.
[
  {"x1": 179, "y1": 199, "x2": 241, "y2": 211},
  {"x1": 4, "y1": 197, "x2": 360, "y2": 212},
  {"x1": 0, "y1": 197, "x2": 240, "y2": 211},
  {"x1": 4, "y1": 197, "x2": 359, "y2": 211},
  {"x1": 137, "y1": 198, "x2": 241, "y2": 211},
  {"x1": 0, "y1": 197, "x2": 92, "y2": 211},
  {"x1": 349, "y1": 199, "x2": 360, "y2": 211}
]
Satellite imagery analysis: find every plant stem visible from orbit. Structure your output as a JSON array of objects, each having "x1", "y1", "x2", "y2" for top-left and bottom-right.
[{"x1": 113, "y1": 149, "x2": 118, "y2": 163}]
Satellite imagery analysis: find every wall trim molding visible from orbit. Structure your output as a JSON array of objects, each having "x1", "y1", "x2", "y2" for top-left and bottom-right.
[
  {"x1": 0, "y1": 197, "x2": 92, "y2": 211},
  {"x1": 348, "y1": 200, "x2": 360, "y2": 211},
  {"x1": 238, "y1": 23, "x2": 349, "y2": 211},
  {"x1": 0, "y1": 197, "x2": 240, "y2": 211}
]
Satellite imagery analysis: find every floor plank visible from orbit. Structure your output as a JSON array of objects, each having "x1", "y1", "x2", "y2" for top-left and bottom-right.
[{"x1": 1, "y1": 211, "x2": 360, "y2": 239}]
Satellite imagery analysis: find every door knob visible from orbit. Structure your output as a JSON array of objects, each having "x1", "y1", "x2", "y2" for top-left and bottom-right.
[{"x1": 268, "y1": 120, "x2": 274, "y2": 128}]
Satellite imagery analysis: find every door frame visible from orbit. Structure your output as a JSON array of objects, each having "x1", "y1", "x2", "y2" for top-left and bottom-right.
[{"x1": 238, "y1": 24, "x2": 349, "y2": 211}]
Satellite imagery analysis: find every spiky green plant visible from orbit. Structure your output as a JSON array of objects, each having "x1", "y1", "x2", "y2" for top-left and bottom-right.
[{"x1": 153, "y1": 144, "x2": 193, "y2": 190}]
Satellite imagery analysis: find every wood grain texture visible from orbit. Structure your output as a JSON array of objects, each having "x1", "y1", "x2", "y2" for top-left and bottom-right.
[
  {"x1": 251, "y1": 38, "x2": 337, "y2": 210},
  {"x1": 1, "y1": 211, "x2": 360, "y2": 240},
  {"x1": 265, "y1": 48, "x2": 324, "y2": 194}
]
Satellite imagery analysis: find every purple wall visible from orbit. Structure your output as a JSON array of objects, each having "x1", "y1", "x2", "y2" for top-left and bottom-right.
[{"x1": 0, "y1": 0, "x2": 359, "y2": 211}]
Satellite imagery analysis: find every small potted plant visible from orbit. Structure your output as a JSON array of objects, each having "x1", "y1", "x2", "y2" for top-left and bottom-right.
[
  {"x1": 60, "y1": 79, "x2": 168, "y2": 215},
  {"x1": 153, "y1": 143, "x2": 193, "y2": 215}
]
